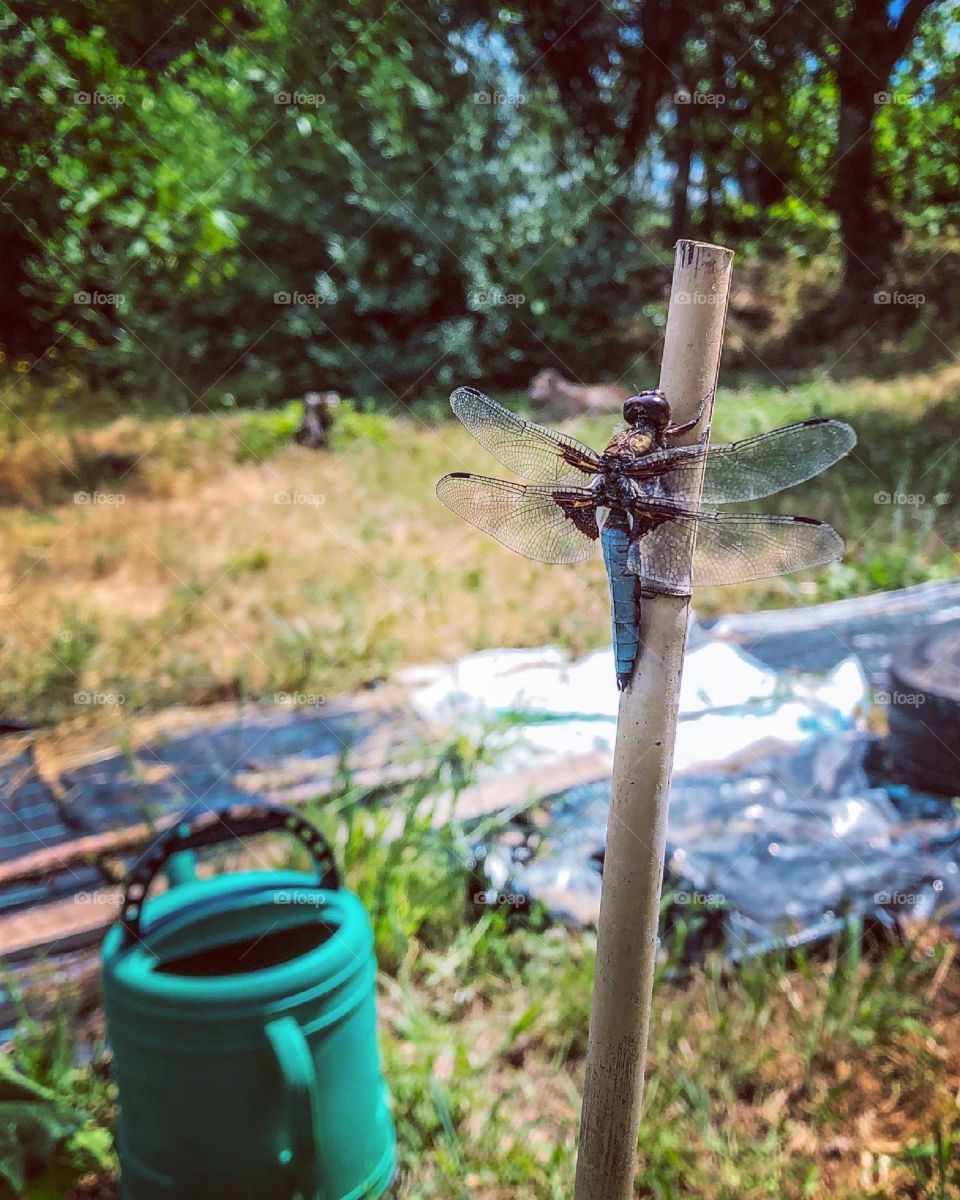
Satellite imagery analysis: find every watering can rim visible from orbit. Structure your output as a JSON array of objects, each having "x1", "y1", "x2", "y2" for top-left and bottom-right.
[{"x1": 103, "y1": 870, "x2": 372, "y2": 1009}]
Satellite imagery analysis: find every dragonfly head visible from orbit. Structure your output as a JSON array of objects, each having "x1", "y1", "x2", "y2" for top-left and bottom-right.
[{"x1": 623, "y1": 390, "x2": 671, "y2": 432}]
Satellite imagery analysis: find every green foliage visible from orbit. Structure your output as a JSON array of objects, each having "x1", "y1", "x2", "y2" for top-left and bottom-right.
[
  {"x1": 235, "y1": 400, "x2": 303, "y2": 463},
  {"x1": 5, "y1": 1, "x2": 954, "y2": 404},
  {"x1": 328, "y1": 402, "x2": 392, "y2": 450},
  {"x1": 0, "y1": 1007, "x2": 115, "y2": 1199},
  {"x1": 28, "y1": 616, "x2": 100, "y2": 715},
  {"x1": 303, "y1": 733, "x2": 493, "y2": 974},
  {"x1": 0, "y1": 1, "x2": 563, "y2": 399}
]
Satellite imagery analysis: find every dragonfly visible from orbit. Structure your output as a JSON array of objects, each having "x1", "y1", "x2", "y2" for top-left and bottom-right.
[{"x1": 437, "y1": 387, "x2": 856, "y2": 690}]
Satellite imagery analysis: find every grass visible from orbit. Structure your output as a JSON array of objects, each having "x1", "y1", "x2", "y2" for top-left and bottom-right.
[
  {"x1": 4, "y1": 763, "x2": 960, "y2": 1199},
  {"x1": 0, "y1": 362, "x2": 957, "y2": 725}
]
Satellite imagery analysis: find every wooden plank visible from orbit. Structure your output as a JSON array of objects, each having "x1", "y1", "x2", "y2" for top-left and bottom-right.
[
  {"x1": 0, "y1": 753, "x2": 612, "y2": 962},
  {"x1": 446, "y1": 752, "x2": 610, "y2": 823},
  {"x1": 0, "y1": 890, "x2": 121, "y2": 962},
  {"x1": 0, "y1": 750, "x2": 428, "y2": 890}
]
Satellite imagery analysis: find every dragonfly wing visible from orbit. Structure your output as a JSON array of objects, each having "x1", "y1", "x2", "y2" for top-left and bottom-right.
[
  {"x1": 437, "y1": 473, "x2": 599, "y2": 564},
  {"x1": 627, "y1": 419, "x2": 856, "y2": 505},
  {"x1": 627, "y1": 507, "x2": 844, "y2": 591},
  {"x1": 450, "y1": 387, "x2": 602, "y2": 485}
]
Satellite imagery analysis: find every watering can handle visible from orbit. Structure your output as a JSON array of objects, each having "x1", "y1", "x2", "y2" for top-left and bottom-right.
[
  {"x1": 119, "y1": 802, "x2": 340, "y2": 943},
  {"x1": 267, "y1": 1015, "x2": 322, "y2": 1198}
]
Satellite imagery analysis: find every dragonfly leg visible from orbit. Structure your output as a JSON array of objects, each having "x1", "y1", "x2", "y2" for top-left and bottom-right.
[
  {"x1": 638, "y1": 582, "x2": 693, "y2": 599},
  {"x1": 664, "y1": 388, "x2": 714, "y2": 439}
]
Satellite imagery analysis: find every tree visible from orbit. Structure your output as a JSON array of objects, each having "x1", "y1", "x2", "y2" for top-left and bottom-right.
[
  {"x1": 0, "y1": 0, "x2": 955, "y2": 401},
  {"x1": 469, "y1": 0, "x2": 949, "y2": 288},
  {"x1": 826, "y1": 0, "x2": 941, "y2": 291}
]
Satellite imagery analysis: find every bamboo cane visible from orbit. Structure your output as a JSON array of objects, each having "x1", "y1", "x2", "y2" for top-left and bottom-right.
[{"x1": 573, "y1": 240, "x2": 734, "y2": 1200}]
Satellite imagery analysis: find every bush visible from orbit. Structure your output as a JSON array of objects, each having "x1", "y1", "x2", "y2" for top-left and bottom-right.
[{"x1": 234, "y1": 401, "x2": 303, "y2": 464}]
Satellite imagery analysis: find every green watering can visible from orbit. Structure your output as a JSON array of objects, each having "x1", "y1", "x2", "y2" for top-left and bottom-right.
[{"x1": 101, "y1": 803, "x2": 396, "y2": 1200}]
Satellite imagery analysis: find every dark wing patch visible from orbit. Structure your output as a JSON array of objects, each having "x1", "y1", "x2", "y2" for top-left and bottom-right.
[
  {"x1": 450, "y1": 387, "x2": 602, "y2": 485},
  {"x1": 437, "y1": 473, "x2": 599, "y2": 564},
  {"x1": 554, "y1": 491, "x2": 601, "y2": 541}
]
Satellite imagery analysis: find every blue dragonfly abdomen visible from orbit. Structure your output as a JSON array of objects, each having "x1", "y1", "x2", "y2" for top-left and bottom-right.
[{"x1": 601, "y1": 508, "x2": 640, "y2": 691}]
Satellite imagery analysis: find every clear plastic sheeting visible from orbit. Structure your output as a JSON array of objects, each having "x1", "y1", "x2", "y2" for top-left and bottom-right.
[
  {"x1": 667, "y1": 732, "x2": 958, "y2": 954},
  {"x1": 403, "y1": 582, "x2": 960, "y2": 955},
  {"x1": 476, "y1": 729, "x2": 960, "y2": 950},
  {"x1": 707, "y1": 579, "x2": 960, "y2": 684},
  {"x1": 400, "y1": 635, "x2": 871, "y2": 777}
]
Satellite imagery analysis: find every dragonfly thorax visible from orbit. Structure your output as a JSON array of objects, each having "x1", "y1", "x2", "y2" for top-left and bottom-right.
[
  {"x1": 600, "y1": 425, "x2": 663, "y2": 473},
  {"x1": 597, "y1": 467, "x2": 644, "y2": 513}
]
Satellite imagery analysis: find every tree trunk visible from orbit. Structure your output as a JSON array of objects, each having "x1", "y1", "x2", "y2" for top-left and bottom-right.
[
  {"x1": 669, "y1": 100, "x2": 693, "y2": 243},
  {"x1": 829, "y1": 0, "x2": 937, "y2": 292},
  {"x1": 701, "y1": 153, "x2": 719, "y2": 243},
  {"x1": 830, "y1": 70, "x2": 891, "y2": 292},
  {"x1": 622, "y1": 0, "x2": 698, "y2": 164}
]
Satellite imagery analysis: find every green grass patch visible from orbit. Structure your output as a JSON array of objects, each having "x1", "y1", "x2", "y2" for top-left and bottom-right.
[{"x1": 4, "y1": 751, "x2": 958, "y2": 1199}]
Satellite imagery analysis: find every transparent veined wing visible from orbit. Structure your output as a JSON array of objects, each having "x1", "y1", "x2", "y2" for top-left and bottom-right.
[
  {"x1": 437, "y1": 472, "x2": 599, "y2": 563},
  {"x1": 450, "y1": 387, "x2": 602, "y2": 485},
  {"x1": 626, "y1": 506, "x2": 844, "y2": 591},
  {"x1": 624, "y1": 419, "x2": 856, "y2": 505}
]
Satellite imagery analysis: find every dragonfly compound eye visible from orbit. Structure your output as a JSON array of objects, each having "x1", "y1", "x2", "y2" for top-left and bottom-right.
[{"x1": 623, "y1": 391, "x2": 671, "y2": 430}]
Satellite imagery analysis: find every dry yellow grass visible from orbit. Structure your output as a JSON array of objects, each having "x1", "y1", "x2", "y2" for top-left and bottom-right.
[
  {"x1": 0, "y1": 362, "x2": 957, "y2": 723},
  {"x1": 0, "y1": 408, "x2": 614, "y2": 720}
]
